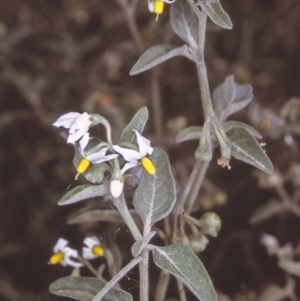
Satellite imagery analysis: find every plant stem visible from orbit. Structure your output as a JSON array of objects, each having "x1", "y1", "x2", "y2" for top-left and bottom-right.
[
  {"x1": 139, "y1": 249, "x2": 149, "y2": 301},
  {"x1": 113, "y1": 193, "x2": 143, "y2": 241},
  {"x1": 154, "y1": 271, "x2": 170, "y2": 301},
  {"x1": 77, "y1": 256, "x2": 106, "y2": 282},
  {"x1": 92, "y1": 256, "x2": 142, "y2": 301},
  {"x1": 176, "y1": 279, "x2": 187, "y2": 301}
]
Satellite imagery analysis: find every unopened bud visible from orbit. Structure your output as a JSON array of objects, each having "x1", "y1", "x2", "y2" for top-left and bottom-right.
[
  {"x1": 110, "y1": 179, "x2": 124, "y2": 198},
  {"x1": 199, "y1": 212, "x2": 221, "y2": 237},
  {"x1": 189, "y1": 233, "x2": 209, "y2": 253}
]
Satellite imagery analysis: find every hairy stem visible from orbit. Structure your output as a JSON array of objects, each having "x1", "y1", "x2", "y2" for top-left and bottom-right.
[{"x1": 139, "y1": 249, "x2": 150, "y2": 301}]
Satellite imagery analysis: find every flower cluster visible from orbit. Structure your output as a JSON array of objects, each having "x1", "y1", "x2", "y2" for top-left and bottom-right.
[
  {"x1": 48, "y1": 237, "x2": 104, "y2": 268},
  {"x1": 53, "y1": 112, "x2": 156, "y2": 197}
]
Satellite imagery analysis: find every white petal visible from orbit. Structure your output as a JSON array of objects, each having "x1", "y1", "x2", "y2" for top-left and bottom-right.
[
  {"x1": 67, "y1": 128, "x2": 88, "y2": 144},
  {"x1": 64, "y1": 257, "x2": 83, "y2": 268},
  {"x1": 79, "y1": 133, "x2": 90, "y2": 155},
  {"x1": 86, "y1": 147, "x2": 109, "y2": 161},
  {"x1": 148, "y1": 0, "x2": 154, "y2": 12},
  {"x1": 82, "y1": 247, "x2": 96, "y2": 260},
  {"x1": 53, "y1": 238, "x2": 68, "y2": 253},
  {"x1": 64, "y1": 247, "x2": 78, "y2": 258},
  {"x1": 113, "y1": 145, "x2": 141, "y2": 162},
  {"x1": 92, "y1": 154, "x2": 118, "y2": 164},
  {"x1": 83, "y1": 236, "x2": 100, "y2": 248},
  {"x1": 69, "y1": 112, "x2": 92, "y2": 135},
  {"x1": 121, "y1": 162, "x2": 138, "y2": 175},
  {"x1": 53, "y1": 112, "x2": 81, "y2": 128},
  {"x1": 133, "y1": 130, "x2": 153, "y2": 157}
]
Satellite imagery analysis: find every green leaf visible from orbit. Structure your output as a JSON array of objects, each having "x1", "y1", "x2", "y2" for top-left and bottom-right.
[
  {"x1": 152, "y1": 245, "x2": 217, "y2": 301},
  {"x1": 68, "y1": 209, "x2": 123, "y2": 224},
  {"x1": 170, "y1": 0, "x2": 198, "y2": 49},
  {"x1": 176, "y1": 126, "x2": 202, "y2": 143},
  {"x1": 133, "y1": 148, "x2": 176, "y2": 228},
  {"x1": 227, "y1": 127, "x2": 273, "y2": 174},
  {"x1": 118, "y1": 107, "x2": 148, "y2": 144},
  {"x1": 130, "y1": 45, "x2": 192, "y2": 76},
  {"x1": 58, "y1": 184, "x2": 109, "y2": 206},
  {"x1": 249, "y1": 199, "x2": 282, "y2": 225},
  {"x1": 49, "y1": 276, "x2": 132, "y2": 301},
  {"x1": 223, "y1": 121, "x2": 262, "y2": 139},
  {"x1": 131, "y1": 231, "x2": 156, "y2": 257},
  {"x1": 197, "y1": 0, "x2": 232, "y2": 29},
  {"x1": 212, "y1": 75, "x2": 253, "y2": 123}
]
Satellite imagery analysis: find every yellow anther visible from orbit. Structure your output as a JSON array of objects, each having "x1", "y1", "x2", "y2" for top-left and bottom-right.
[
  {"x1": 77, "y1": 158, "x2": 91, "y2": 174},
  {"x1": 154, "y1": 1, "x2": 164, "y2": 14},
  {"x1": 141, "y1": 157, "x2": 156, "y2": 175},
  {"x1": 48, "y1": 252, "x2": 64, "y2": 265},
  {"x1": 92, "y1": 245, "x2": 104, "y2": 257}
]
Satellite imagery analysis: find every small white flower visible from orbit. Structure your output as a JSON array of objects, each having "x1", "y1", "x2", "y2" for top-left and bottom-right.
[
  {"x1": 53, "y1": 112, "x2": 93, "y2": 144},
  {"x1": 48, "y1": 238, "x2": 83, "y2": 268},
  {"x1": 260, "y1": 234, "x2": 279, "y2": 255},
  {"x1": 82, "y1": 236, "x2": 104, "y2": 260},
  {"x1": 113, "y1": 130, "x2": 155, "y2": 175}
]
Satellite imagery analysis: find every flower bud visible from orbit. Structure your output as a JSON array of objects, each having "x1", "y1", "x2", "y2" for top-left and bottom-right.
[
  {"x1": 199, "y1": 212, "x2": 221, "y2": 237},
  {"x1": 189, "y1": 233, "x2": 209, "y2": 253},
  {"x1": 110, "y1": 179, "x2": 124, "y2": 198}
]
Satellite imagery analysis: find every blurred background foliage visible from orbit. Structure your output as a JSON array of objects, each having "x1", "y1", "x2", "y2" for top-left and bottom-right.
[{"x1": 1, "y1": 0, "x2": 300, "y2": 300}]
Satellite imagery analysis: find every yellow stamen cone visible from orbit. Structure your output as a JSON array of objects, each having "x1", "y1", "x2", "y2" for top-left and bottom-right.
[
  {"x1": 92, "y1": 245, "x2": 104, "y2": 257},
  {"x1": 48, "y1": 252, "x2": 64, "y2": 265},
  {"x1": 154, "y1": 1, "x2": 164, "y2": 14},
  {"x1": 77, "y1": 158, "x2": 91, "y2": 174},
  {"x1": 141, "y1": 157, "x2": 156, "y2": 175}
]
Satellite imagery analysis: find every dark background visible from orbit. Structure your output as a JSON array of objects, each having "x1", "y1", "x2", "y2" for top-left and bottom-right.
[{"x1": 1, "y1": 0, "x2": 300, "y2": 300}]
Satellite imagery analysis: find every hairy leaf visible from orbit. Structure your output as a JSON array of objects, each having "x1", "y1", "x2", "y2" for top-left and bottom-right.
[
  {"x1": 176, "y1": 126, "x2": 202, "y2": 143},
  {"x1": 213, "y1": 75, "x2": 253, "y2": 123},
  {"x1": 223, "y1": 121, "x2": 262, "y2": 139},
  {"x1": 131, "y1": 231, "x2": 156, "y2": 257},
  {"x1": 49, "y1": 276, "x2": 132, "y2": 301},
  {"x1": 58, "y1": 184, "x2": 109, "y2": 205},
  {"x1": 197, "y1": 0, "x2": 232, "y2": 29},
  {"x1": 133, "y1": 148, "x2": 176, "y2": 228},
  {"x1": 153, "y1": 245, "x2": 217, "y2": 301},
  {"x1": 130, "y1": 45, "x2": 192, "y2": 75},
  {"x1": 170, "y1": 0, "x2": 198, "y2": 49},
  {"x1": 118, "y1": 107, "x2": 148, "y2": 144},
  {"x1": 249, "y1": 199, "x2": 282, "y2": 225},
  {"x1": 227, "y1": 127, "x2": 273, "y2": 174}
]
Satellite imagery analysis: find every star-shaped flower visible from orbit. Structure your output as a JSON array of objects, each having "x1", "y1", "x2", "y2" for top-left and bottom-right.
[
  {"x1": 76, "y1": 133, "x2": 118, "y2": 175},
  {"x1": 53, "y1": 112, "x2": 93, "y2": 144},
  {"x1": 82, "y1": 236, "x2": 104, "y2": 260},
  {"x1": 113, "y1": 130, "x2": 155, "y2": 175},
  {"x1": 48, "y1": 238, "x2": 83, "y2": 268}
]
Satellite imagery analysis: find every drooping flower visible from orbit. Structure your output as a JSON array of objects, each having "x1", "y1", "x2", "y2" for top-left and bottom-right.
[
  {"x1": 53, "y1": 112, "x2": 93, "y2": 144},
  {"x1": 82, "y1": 236, "x2": 104, "y2": 260},
  {"x1": 48, "y1": 238, "x2": 83, "y2": 268},
  {"x1": 113, "y1": 130, "x2": 155, "y2": 175},
  {"x1": 76, "y1": 133, "x2": 118, "y2": 176},
  {"x1": 148, "y1": 0, "x2": 176, "y2": 20}
]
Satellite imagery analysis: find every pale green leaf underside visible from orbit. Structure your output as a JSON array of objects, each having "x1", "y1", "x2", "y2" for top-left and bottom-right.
[
  {"x1": 118, "y1": 107, "x2": 148, "y2": 144},
  {"x1": 213, "y1": 75, "x2": 253, "y2": 123},
  {"x1": 176, "y1": 126, "x2": 202, "y2": 143},
  {"x1": 170, "y1": 0, "x2": 198, "y2": 48},
  {"x1": 131, "y1": 231, "x2": 156, "y2": 257},
  {"x1": 49, "y1": 276, "x2": 132, "y2": 301},
  {"x1": 133, "y1": 148, "x2": 176, "y2": 227},
  {"x1": 249, "y1": 199, "x2": 282, "y2": 225},
  {"x1": 58, "y1": 184, "x2": 109, "y2": 205},
  {"x1": 198, "y1": 0, "x2": 232, "y2": 29},
  {"x1": 130, "y1": 45, "x2": 191, "y2": 76},
  {"x1": 227, "y1": 127, "x2": 273, "y2": 174},
  {"x1": 153, "y1": 245, "x2": 217, "y2": 301},
  {"x1": 223, "y1": 121, "x2": 262, "y2": 139}
]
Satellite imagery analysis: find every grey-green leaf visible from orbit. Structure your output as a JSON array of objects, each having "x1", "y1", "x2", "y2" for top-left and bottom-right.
[
  {"x1": 131, "y1": 231, "x2": 156, "y2": 257},
  {"x1": 152, "y1": 245, "x2": 217, "y2": 301},
  {"x1": 58, "y1": 184, "x2": 109, "y2": 206},
  {"x1": 84, "y1": 164, "x2": 112, "y2": 184},
  {"x1": 176, "y1": 126, "x2": 202, "y2": 143},
  {"x1": 197, "y1": 0, "x2": 232, "y2": 29},
  {"x1": 49, "y1": 276, "x2": 132, "y2": 301},
  {"x1": 118, "y1": 107, "x2": 148, "y2": 144},
  {"x1": 170, "y1": 0, "x2": 198, "y2": 49},
  {"x1": 213, "y1": 75, "x2": 253, "y2": 123},
  {"x1": 133, "y1": 148, "x2": 176, "y2": 227},
  {"x1": 249, "y1": 199, "x2": 282, "y2": 225},
  {"x1": 227, "y1": 127, "x2": 273, "y2": 174},
  {"x1": 130, "y1": 45, "x2": 192, "y2": 76},
  {"x1": 223, "y1": 121, "x2": 262, "y2": 139}
]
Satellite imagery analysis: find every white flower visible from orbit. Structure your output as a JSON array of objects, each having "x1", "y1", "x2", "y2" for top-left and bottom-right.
[
  {"x1": 113, "y1": 130, "x2": 155, "y2": 175},
  {"x1": 48, "y1": 238, "x2": 83, "y2": 268},
  {"x1": 53, "y1": 112, "x2": 93, "y2": 144},
  {"x1": 148, "y1": 0, "x2": 176, "y2": 18},
  {"x1": 82, "y1": 236, "x2": 104, "y2": 260},
  {"x1": 76, "y1": 133, "x2": 118, "y2": 176},
  {"x1": 260, "y1": 234, "x2": 279, "y2": 255}
]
